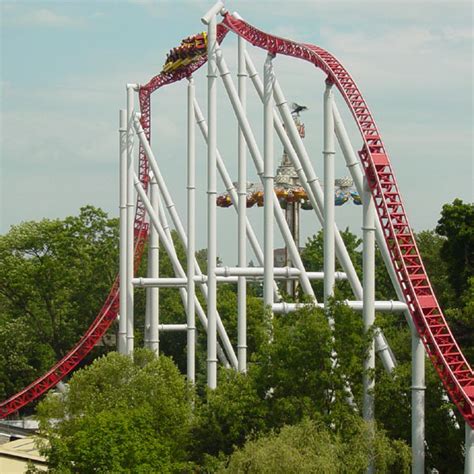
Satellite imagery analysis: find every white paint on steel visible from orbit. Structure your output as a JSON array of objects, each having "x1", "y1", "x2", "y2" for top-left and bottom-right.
[
  {"x1": 272, "y1": 301, "x2": 407, "y2": 313},
  {"x1": 323, "y1": 80, "x2": 336, "y2": 313},
  {"x1": 412, "y1": 330, "x2": 426, "y2": 474},
  {"x1": 126, "y1": 85, "x2": 136, "y2": 356},
  {"x1": 465, "y1": 424, "x2": 474, "y2": 474},
  {"x1": 207, "y1": 14, "x2": 218, "y2": 389},
  {"x1": 159, "y1": 324, "x2": 188, "y2": 332},
  {"x1": 215, "y1": 47, "x2": 315, "y2": 300},
  {"x1": 147, "y1": 175, "x2": 159, "y2": 355},
  {"x1": 132, "y1": 117, "x2": 238, "y2": 369},
  {"x1": 187, "y1": 77, "x2": 196, "y2": 382},
  {"x1": 363, "y1": 178, "x2": 376, "y2": 474},
  {"x1": 263, "y1": 52, "x2": 275, "y2": 309},
  {"x1": 200, "y1": 1, "x2": 225, "y2": 25},
  {"x1": 193, "y1": 100, "x2": 281, "y2": 301},
  {"x1": 237, "y1": 34, "x2": 248, "y2": 372},
  {"x1": 132, "y1": 170, "x2": 231, "y2": 367},
  {"x1": 118, "y1": 109, "x2": 127, "y2": 355}
]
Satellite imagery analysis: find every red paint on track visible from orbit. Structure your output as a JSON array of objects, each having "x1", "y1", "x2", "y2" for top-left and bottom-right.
[{"x1": 1, "y1": 16, "x2": 472, "y2": 428}]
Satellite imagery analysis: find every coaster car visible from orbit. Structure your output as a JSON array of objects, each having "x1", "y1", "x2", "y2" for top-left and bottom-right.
[
  {"x1": 216, "y1": 194, "x2": 233, "y2": 207},
  {"x1": 162, "y1": 32, "x2": 208, "y2": 73}
]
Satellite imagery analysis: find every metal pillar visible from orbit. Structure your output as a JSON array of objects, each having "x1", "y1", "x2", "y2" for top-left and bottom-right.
[
  {"x1": 193, "y1": 99, "x2": 281, "y2": 302},
  {"x1": 363, "y1": 178, "x2": 375, "y2": 474},
  {"x1": 205, "y1": 12, "x2": 218, "y2": 389},
  {"x1": 215, "y1": 48, "x2": 315, "y2": 300},
  {"x1": 133, "y1": 117, "x2": 238, "y2": 369},
  {"x1": 147, "y1": 176, "x2": 159, "y2": 355},
  {"x1": 187, "y1": 78, "x2": 196, "y2": 382},
  {"x1": 412, "y1": 329, "x2": 425, "y2": 473},
  {"x1": 126, "y1": 84, "x2": 136, "y2": 356},
  {"x1": 466, "y1": 424, "x2": 474, "y2": 474},
  {"x1": 237, "y1": 35, "x2": 247, "y2": 372},
  {"x1": 118, "y1": 109, "x2": 127, "y2": 354},
  {"x1": 263, "y1": 52, "x2": 275, "y2": 309},
  {"x1": 323, "y1": 79, "x2": 335, "y2": 310},
  {"x1": 132, "y1": 169, "x2": 231, "y2": 368}
]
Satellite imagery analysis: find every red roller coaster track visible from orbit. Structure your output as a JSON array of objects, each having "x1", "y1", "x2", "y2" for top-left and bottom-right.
[{"x1": 1, "y1": 15, "x2": 472, "y2": 428}]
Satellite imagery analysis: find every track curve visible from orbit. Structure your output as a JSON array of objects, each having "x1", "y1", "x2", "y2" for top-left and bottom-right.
[
  {"x1": 0, "y1": 26, "x2": 228, "y2": 419},
  {"x1": 1, "y1": 14, "x2": 472, "y2": 429},
  {"x1": 221, "y1": 12, "x2": 473, "y2": 427}
]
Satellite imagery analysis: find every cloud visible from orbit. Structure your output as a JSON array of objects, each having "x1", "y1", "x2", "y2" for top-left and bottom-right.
[{"x1": 3, "y1": 6, "x2": 85, "y2": 28}]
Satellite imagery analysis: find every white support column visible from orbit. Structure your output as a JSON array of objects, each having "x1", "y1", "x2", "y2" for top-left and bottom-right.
[
  {"x1": 126, "y1": 84, "x2": 136, "y2": 356},
  {"x1": 194, "y1": 99, "x2": 281, "y2": 302},
  {"x1": 323, "y1": 79, "x2": 335, "y2": 310},
  {"x1": 466, "y1": 424, "x2": 474, "y2": 474},
  {"x1": 215, "y1": 48, "x2": 315, "y2": 300},
  {"x1": 118, "y1": 109, "x2": 127, "y2": 355},
  {"x1": 148, "y1": 176, "x2": 159, "y2": 355},
  {"x1": 133, "y1": 170, "x2": 231, "y2": 368},
  {"x1": 412, "y1": 329, "x2": 425, "y2": 474},
  {"x1": 187, "y1": 77, "x2": 196, "y2": 383},
  {"x1": 133, "y1": 117, "x2": 238, "y2": 369},
  {"x1": 263, "y1": 52, "x2": 275, "y2": 309},
  {"x1": 363, "y1": 178, "x2": 376, "y2": 474},
  {"x1": 206, "y1": 13, "x2": 218, "y2": 389},
  {"x1": 237, "y1": 35, "x2": 248, "y2": 372}
]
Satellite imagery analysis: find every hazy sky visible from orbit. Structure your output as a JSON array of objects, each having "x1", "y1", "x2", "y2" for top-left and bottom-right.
[{"x1": 1, "y1": 0, "x2": 472, "y2": 264}]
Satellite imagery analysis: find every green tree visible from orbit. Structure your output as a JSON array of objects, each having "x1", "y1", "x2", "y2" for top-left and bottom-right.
[
  {"x1": 0, "y1": 206, "x2": 118, "y2": 400},
  {"x1": 191, "y1": 368, "x2": 269, "y2": 464},
  {"x1": 35, "y1": 350, "x2": 194, "y2": 473},
  {"x1": 301, "y1": 228, "x2": 362, "y2": 300},
  {"x1": 252, "y1": 305, "x2": 344, "y2": 428},
  {"x1": 436, "y1": 199, "x2": 474, "y2": 299},
  {"x1": 222, "y1": 418, "x2": 411, "y2": 473}
]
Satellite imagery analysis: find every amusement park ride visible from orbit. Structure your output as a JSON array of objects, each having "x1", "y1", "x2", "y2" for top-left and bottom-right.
[{"x1": 1, "y1": 3, "x2": 472, "y2": 472}]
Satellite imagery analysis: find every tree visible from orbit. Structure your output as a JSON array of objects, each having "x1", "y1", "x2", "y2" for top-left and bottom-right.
[
  {"x1": 252, "y1": 305, "x2": 343, "y2": 428},
  {"x1": 301, "y1": 228, "x2": 362, "y2": 300},
  {"x1": 436, "y1": 199, "x2": 474, "y2": 299},
  {"x1": 222, "y1": 418, "x2": 411, "y2": 473},
  {"x1": 0, "y1": 206, "x2": 119, "y2": 400},
  {"x1": 190, "y1": 368, "x2": 269, "y2": 465},
  {"x1": 35, "y1": 350, "x2": 194, "y2": 472}
]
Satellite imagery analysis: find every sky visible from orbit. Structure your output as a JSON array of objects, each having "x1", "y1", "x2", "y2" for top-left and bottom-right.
[{"x1": 1, "y1": 0, "x2": 472, "y2": 265}]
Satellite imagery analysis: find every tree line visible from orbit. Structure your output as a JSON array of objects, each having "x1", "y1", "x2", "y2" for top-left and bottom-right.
[{"x1": 0, "y1": 199, "x2": 472, "y2": 471}]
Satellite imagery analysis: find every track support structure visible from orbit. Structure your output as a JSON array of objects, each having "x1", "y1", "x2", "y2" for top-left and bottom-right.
[
  {"x1": 412, "y1": 330, "x2": 425, "y2": 474},
  {"x1": 205, "y1": 11, "x2": 218, "y2": 389},
  {"x1": 118, "y1": 109, "x2": 127, "y2": 355}
]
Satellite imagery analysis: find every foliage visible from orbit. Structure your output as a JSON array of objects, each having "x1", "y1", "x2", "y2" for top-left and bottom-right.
[
  {"x1": 1, "y1": 200, "x2": 471, "y2": 470},
  {"x1": 436, "y1": 199, "x2": 474, "y2": 299},
  {"x1": 301, "y1": 228, "x2": 362, "y2": 300},
  {"x1": 35, "y1": 350, "x2": 194, "y2": 472},
  {"x1": 252, "y1": 304, "x2": 349, "y2": 428},
  {"x1": 221, "y1": 418, "x2": 411, "y2": 473},
  {"x1": 191, "y1": 368, "x2": 269, "y2": 463},
  {"x1": 0, "y1": 206, "x2": 118, "y2": 400}
]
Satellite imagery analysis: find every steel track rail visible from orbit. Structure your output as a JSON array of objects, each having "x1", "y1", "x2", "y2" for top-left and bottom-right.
[
  {"x1": 220, "y1": 12, "x2": 473, "y2": 427},
  {"x1": 0, "y1": 26, "x2": 228, "y2": 419},
  {"x1": 2, "y1": 13, "x2": 472, "y2": 429}
]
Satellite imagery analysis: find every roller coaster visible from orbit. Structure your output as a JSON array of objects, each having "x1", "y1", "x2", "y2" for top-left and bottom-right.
[{"x1": 1, "y1": 3, "x2": 472, "y2": 471}]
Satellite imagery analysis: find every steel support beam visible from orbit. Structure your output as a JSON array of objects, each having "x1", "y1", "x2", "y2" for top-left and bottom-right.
[
  {"x1": 187, "y1": 77, "x2": 196, "y2": 382},
  {"x1": 237, "y1": 34, "x2": 248, "y2": 372},
  {"x1": 263, "y1": 52, "x2": 275, "y2": 309},
  {"x1": 126, "y1": 84, "x2": 136, "y2": 356},
  {"x1": 118, "y1": 109, "x2": 127, "y2": 354},
  {"x1": 206, "y1": 14, "x2": 218, "y2": 388}
]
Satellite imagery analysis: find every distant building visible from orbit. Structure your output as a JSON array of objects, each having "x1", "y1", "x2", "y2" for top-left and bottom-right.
[
  {"x1": 274, "y1": 248, "x2": 287, "y2": 267},
  {"x1": 274, "y1": 247, "x2": 305, "y2": 267},
  {"x1": 0, "y1": 437, "x2": 47, "y2": 472}
]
